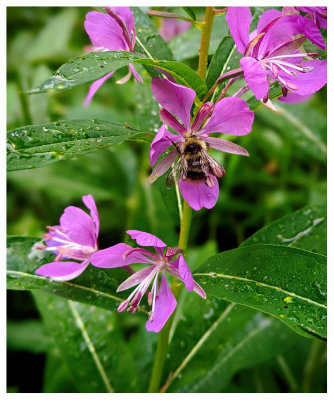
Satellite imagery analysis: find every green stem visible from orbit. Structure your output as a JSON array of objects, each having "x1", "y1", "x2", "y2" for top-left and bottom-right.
[
  {"x1": 147, "y1": 8, "x2": 215, "y2": 392},
  {"x1": 198, "y1": 7, "x2": 215, "y2": 80},
  {"x1": 147, "y1": 202, "x2": 192, "y2": 393}
]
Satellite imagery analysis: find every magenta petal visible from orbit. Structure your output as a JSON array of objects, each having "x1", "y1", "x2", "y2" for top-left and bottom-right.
[
  {"x1": 149, "y1": 125, "x2": 181, "y2": 166},
  {"x1": 129, "y1": 64, "x2": 143, "y2": 83},
  {"x1": 170, "y1": 254, "x2": 194, "y2": 291},
  {"x1": 278, "y1": 93, "x2": 313, "y2": 103},
  {"x1": 199, "y1": 97, "x2": 254, "y2": 136},
  {"x1": 146, "y1": 273, "x2": 176, "y2": 332},
  {"x1": 126, "y1": 230, "x2": 166, "y2": 248},
  {"x1": 204, "y1": 136, "x2": 249, "y2": 156},
  {"x1": 83, "y1": 72, "x2": 114, "y2": 107},
  {"x1": 191, "y1": 102, "x2": 214, "y2": 132},
  {"x1": 35, "y1": 261, "x2": 89, "y2": 281},
  {"x1": 179, "y1": 177, "x2": 219, "y2": 211},
  {"x1": 160, "y1": 109, "x2": 186, "y2": 134},
  {"x1": 257, "y1": 9, "x2": 282, "y2": 34},
  {"x1": 226, "y1": 7, "x2": 252, "y2": 54},
  {"x1": 193, "y1": 281, "x2": 207, "y2": 299},
  {"x1": 117, "y1": 265, "x2": 156, "y2": 292},
  {"x1": 297, "y1": 15, "x2": 326, "y2": 49},
  {"x1": 148, "y1": 148, "x2": 179, "y2": 184},
  {"x1": 90, "y1": 243, "x2": 147, "y2": 268},
  {"x1": 240, "y1": 57, "x2": 269, "y2": 100},
  {"x1": 84, "y1": 11, "x2": 128, "y2": 50},
  {"x1": 60, "y1": 206, "x2": 96, "y2": 248},
  {"x1": 284, "y1": 59, "x2": 327, "y2": 96},
  {"x1": 151, "y1": 77, "x2": 195, "y2": 129},
  {"x1": 82, "y1": 194, "x2": 100, "y2": 239},
  {"x1": 108, "y1": 7, "x2": 135, "y2": 40}
]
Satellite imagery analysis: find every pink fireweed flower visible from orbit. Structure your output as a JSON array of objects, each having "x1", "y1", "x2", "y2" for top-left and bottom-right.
[
  {"x1": 148, "y1": 77, "x2": 254, "y2": 210},
  {"x1": 226, "y1": 7, "x2": 327, "y2": 101},
  {"x1": 83, "y1": 7, "x2": 142, "y2": 106},
  {"x1": 159, "y1": 18, "x2": 191, "y2": 41},
  {"x1": 91, "y1": 230, "x2": 206, "y2": 332},
  {"x1": 283, "y1": 7, "x2": 327, "y2": 30},
  {"x1": 34, "y1": 195, "x2": 100, "y2": 281}
]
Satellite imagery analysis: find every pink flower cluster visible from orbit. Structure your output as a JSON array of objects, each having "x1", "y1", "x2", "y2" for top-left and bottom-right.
[{"x1": 35, "y1": 195, "x2": 205, "y2": 332}]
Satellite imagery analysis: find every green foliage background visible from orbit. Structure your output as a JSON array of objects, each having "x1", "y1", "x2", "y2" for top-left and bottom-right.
[{"x1": 7, "y1": 7, "x2": 326, "y2": 393}]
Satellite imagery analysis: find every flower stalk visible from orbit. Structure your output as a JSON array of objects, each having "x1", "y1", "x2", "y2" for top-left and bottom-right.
[{"x1": 147, "y1": 7, "x2": 215, "y2": 392}]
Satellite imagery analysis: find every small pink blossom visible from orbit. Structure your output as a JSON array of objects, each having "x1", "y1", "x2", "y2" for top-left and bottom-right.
[
  {"x1": 83, "y1": 7, "x2": 142, "y2": 106},
  {"x1": 226, "y1": 7, "x2": 327, "y2": 102},
  {"x1": 91, "y1": 230, "x2": 206, "y2": 332},
  {"x1": 159, "y1": 18, "x2": 191, "y2": 41},
  {"x1": 35, "y1": 195, "x2": 100, "y2": 281}
]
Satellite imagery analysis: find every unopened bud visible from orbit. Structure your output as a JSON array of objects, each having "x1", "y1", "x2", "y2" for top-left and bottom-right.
[
  {"x1": 147, "y1": 292, "x2": 153, "y2": 307},
  {"x1": 117, "y1": 300, "x2": 129, "y2": 313}
]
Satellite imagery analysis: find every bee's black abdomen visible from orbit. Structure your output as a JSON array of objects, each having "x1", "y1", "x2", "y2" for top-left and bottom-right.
[{"x1": 186, "y1": 170, "x2": 205, "y2": 181}]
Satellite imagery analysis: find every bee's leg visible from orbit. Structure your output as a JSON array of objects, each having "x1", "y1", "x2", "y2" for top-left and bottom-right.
[
  {"x1": 167, "y1": 137, "x2": 181, "y2": 154},
  {"x1": 181, "y1": 158, "x2": 188, "y2": 180}
]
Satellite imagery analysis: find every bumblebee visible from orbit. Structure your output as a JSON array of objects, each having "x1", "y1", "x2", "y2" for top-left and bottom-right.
[{"x1": 166, "y1": 136, "x2": 225, "y2": 188}]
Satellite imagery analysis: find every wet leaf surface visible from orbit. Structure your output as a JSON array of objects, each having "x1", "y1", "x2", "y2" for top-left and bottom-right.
[
  {"x1": 242, "y1": 204, "x2": 326, "y2": 255},
  {"x1": 34, "y1": 292, "x2": 140, "y2": 392},
  {"x1": 7, "y1": 236, "x2": 146, "y2": 314},
  {"x1": 194, "y1": 244, "x2": 326, "y2": 339},
  {"x1": 7, "y1": 119, "x2": 151, "y2": 171}
]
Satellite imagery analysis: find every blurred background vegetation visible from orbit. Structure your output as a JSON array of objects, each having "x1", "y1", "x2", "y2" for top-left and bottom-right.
[{"x1": 7, "y1": 7, "x2": 326, "y2": 392}]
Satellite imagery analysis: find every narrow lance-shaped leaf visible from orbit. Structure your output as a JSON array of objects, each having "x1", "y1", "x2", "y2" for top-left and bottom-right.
[
  {"x1": 34, "y1": 292, "x2": 140, "y2": 392},
  {"x1": 194, "y1": 244, "x2": 326, "y2": 339},
  {"x1": 7, "y1": 119, "x2": 151, "y2": 171},
  {"x1": 131, "y1": 7, "x2": 173, "y2": 61},
  {"x1": 241, "y1": 204, "x2": 327, "y2": 255},
  {"x1": 28, "y1": 51, "x2": 143, "y2": 94},
  {"x1": 7, "y1": 236, "x2": 147, "y2": 314},
  {"x1": 206, "y1": 35, "x2": 236, "y2": 89},
  {"x1": 165, "y1": 297, "x2": 301, "y2": 393}
]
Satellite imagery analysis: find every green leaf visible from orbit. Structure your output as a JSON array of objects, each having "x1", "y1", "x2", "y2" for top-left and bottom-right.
[
  {"x1": 34, "y1": 292, "x2": 140, "y2": 392},
  {"x1": 182, "y1": 7, "x2": 196, "y2": 20},
  {"x1": 7, "y1": 119, "x2": 150, "y2": 171},
  {"x1": 7, "y1": 236, "x2": 147, "y2": 314},
  {"x1": 164, "y1": 295, "x2": 301, "y2": 392},
  {"x1": 194, "y1": 244, "x2": 326, "y2": 339},
  {"x1": 206, "y1": 35, "x2": 236, "y2": 89},
  {"x1": 241, "y1": 204, "x2": 327, "y2": 255},
  {"x1": 131, "y1": 7, "x2": 173, "y2": 61},
  {"x1": 7, "y1": 320, "x2": 53, "y2": 353},
  {"x1": 136, "y1": 59, "x2": 207, "y2": 99},
  {"x1": 28, "y1": 51, "x2": 143, "y2": 94}
]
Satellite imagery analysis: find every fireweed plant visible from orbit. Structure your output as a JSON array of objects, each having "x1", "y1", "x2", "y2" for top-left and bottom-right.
[{"x1": 7, "y1": 6, "x2": 327, "y2": 394}]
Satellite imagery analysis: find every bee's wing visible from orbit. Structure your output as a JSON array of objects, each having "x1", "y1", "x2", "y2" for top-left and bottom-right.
[
  {"x1": 200, "y1": 149, "x2": 226, "y2": 178},
  {"x1": 165, "y1": 158, "x2": 185, "y2": 188}
]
